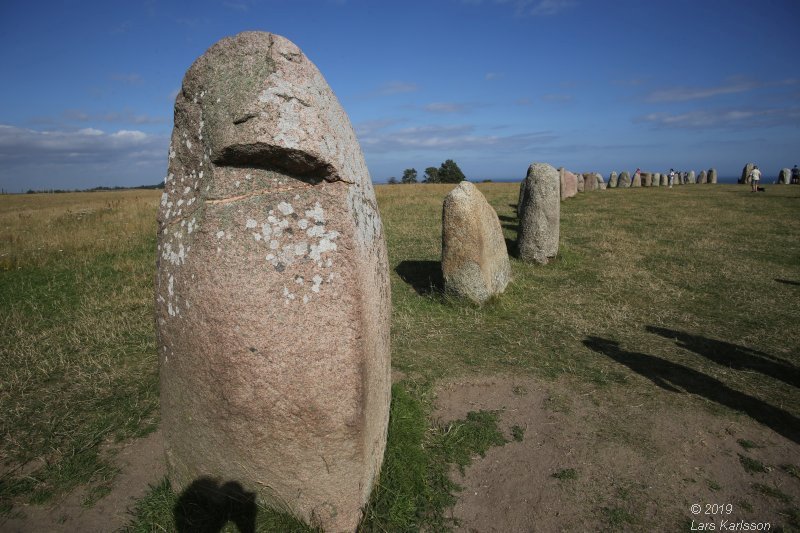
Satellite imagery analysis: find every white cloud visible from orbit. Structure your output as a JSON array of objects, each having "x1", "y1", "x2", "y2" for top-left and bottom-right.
[
  {"x1": 485, "y1": 72, "x2": 503, "y2": 80},
  {"x1": 466, "y1": 0, "x2": 577, "y2": 16},
  {"x1": 357, "y1": 123, "x2": 557, "y2": 153},
  {"x1": 636, "y1": 107, "x2": 800, "y2": 129}
]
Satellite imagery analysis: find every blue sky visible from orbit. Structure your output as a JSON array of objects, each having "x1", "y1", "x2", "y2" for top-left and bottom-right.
[{"x1": 1, "y1": 0, "x2": 798, "y2": 191}]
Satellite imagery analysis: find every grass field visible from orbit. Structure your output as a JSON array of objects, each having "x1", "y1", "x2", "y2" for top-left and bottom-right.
[{"x1": 1, "y1": 182, "x2": 798, "y2": 531}]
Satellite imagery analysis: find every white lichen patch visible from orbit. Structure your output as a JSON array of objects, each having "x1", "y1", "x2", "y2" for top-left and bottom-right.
[{"x1": 277, "y1": 201, "x2": 294, "y2": 215}]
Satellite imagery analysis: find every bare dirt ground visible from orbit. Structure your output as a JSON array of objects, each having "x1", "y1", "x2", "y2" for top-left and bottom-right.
[
  {"x1": 434, "y1": 375, "x2": 800, "y2": 532},
  {"x1": 3, "y1": 373, "x2": 798, "y2": 532},
  {"x1": 0, "y1": 429, "x2": 165, "y2": 533}
]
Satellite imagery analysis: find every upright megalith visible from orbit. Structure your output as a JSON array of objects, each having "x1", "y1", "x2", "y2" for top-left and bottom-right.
[
  {"x1": 687, "y1": 170, "x2": 696, "y2": 184},
  {"x1": 518, "y1": 163, "x2": 560, "y2": 264},
  {"x1": 618, "y1": 171, "x2": 631, "y2": 188},
  {"x1": 653, "y1": 173, "x2": 662, "y2": 186},
  {"x1": 442, "y1": 182, "x2": 511, "y2": 304},
  {"x1": 631, "y1": 172, "x2": 642, "y2": 187},
  {"x1": 577, "y1": 173, "x2": 585, "y2": 193},
  {"x1": 642, "y1": 173, "x2": 652, "y2": 187},
  {"x1": 778, "y1": 168, "x2": 790, "y2": 184},
  {"x1": 582, "y1": 172, "x2": 597, "y2": 191},
  {"x1": 740, "y1": 162, "x2": 755, "y2": 184},
  {"x1": 155, "y1": 32, "x2": 390, "y2": 532},
  {"x1": 608, "y1": 171, "x2": 618, "y2": 188},
  {"x1": 660, "y1": 173, "x2": 668, "y2": 187},
  {"x1": 698, "y1": 170, "x2": 707, "y2": 184},
  {"x1": 708, "y1": 168, "x2": 718, "y2": 184},
  {"x1": 559, "y1": 168, "x2": 578, "y2": 200}
]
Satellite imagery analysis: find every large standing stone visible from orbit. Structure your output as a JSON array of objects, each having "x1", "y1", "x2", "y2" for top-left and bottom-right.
[
  {"x1": 698, "y1": 170, "x2": 707, "y2": 184},
  {"x1": 559, "y1": 168, "x2": 578, "y2": 200},
  {"x1": 708, "y1": 168, "x2": 718, "y2": 184},
  {"x1": 740, "y1": 162, "x2": 755, "y2": 184},
  {"x1": 608, "y1": 171, "x2": 618, "y2": 188},
  {"x1": 660, "y1": 173, "x2": 668, "y2": 187},
  {"x1": 631, "y1": 172, "x2": 642, "y2": 187},
  {"x1": 582, "y1": 172, "x2": 597, "y2": 191},
  {"x1": 642, "y1": 173, "x2": 652, "y2": 187},
  {"x1": 155, "y1": 32, "x2": 390, "y2": 532},
  {"x1": 778, "y1": 168, "x2": 791, "y2": 184},
  {"x1": 518, "y1": 163, "x2": 560, "y2": 264},
  {"x1": 577, "y1": 172, "x2": 585, "y2": 193},
  {"x1": 442, "y1": 182, "x2": 511, "y2": 303},
  {"x1": 687, "y1": 170, "x2": 696, "y2": 184},
  {"x1": 618, "y1": 171, "x2": 631, "y2": 187}
]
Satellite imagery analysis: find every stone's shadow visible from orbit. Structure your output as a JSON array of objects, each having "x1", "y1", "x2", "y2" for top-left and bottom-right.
[
  {"x1": 497, "y1": 214, "x2": 518, "y2": 223},
  {"x1": 504, "y1": 238, "x2": 519, "y2": 259},
  {"x1": 583, "y1": 336, "x2": 800, "y2": 444},
  {"x1": 395, "y1": 260, "x2": 443, "y2": 295},
  {"x1": 174, "y1": 478, "x2": 257, "y2": 533},
  {"x1": 775, "y1": 278, "x2": 800, "y2": 287},
  {"x1": 646, "y1": 326, "x2": 800, "y2": 388}
]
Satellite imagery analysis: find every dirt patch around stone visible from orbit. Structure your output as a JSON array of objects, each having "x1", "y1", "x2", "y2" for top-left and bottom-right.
[
  {"x1": 434, "y1": 375, "x2": 800, "y2": 532},
  {"x1": 1, "y1": 429, "x2": 165, "y2": 533}
]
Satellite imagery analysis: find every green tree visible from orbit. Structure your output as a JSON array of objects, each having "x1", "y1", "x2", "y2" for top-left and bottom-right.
[
  {"x1": 423, "y1": 167, "x2": 440, "y2": 183},
  {"x1": 387, "y1": 176, "x2": 399, "y2": 185},
  {"x1": 401, "y1": 168, "x2": 418, "y2": 184},
  {"x1": 438, "y1": 159, "x2": 466, "y2": 183}
]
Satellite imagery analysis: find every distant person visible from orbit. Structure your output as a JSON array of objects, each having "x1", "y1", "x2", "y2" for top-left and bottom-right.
[
  {"x1": 792, "y1": 165, "x2": 800, "y2": 184},
  {"x1": 668, "y1": 168, "x2": 675, "y2": 188},
  {"x1": 749, "y1": 165, "x2": 761, "y2": 192}
]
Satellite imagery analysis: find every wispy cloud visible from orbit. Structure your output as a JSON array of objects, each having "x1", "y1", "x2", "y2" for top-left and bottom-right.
[
  {"x1": 422, "y1": 102, "x2": 482, "y2": 114},
  {"x1": 515, "y1": 97, "x2": 532, "y2": 106},
  {"x1": 465, "y1": 0, "x2": 577, "y2": 16},
  {"x1": 357, "y1": 123, "x2": 557, "y2": 153},
  {"x1": 541, "y1": 93, "x2": 573, "y2": 103},
  {"x1": 111, "y1": 73, "x2": 143, "y2": 85},
  {"x1": 222, "y1": 0, "x2": 250, "y2": 11},
  {"x1": 644, "y1": 78, "x2": 800, "y2": 103},
  {"x1": 485, "y1": 72, "x2": 503, "y2": 81},
  {"x1": 636, "y1": 106, "x2": 800, "y2": 129},
  {"x1": 376, "y1": 81, "x2": 419, "y2": 95},
  {"x1": 63, "y1": 109, "x2": 167, "y2": 125}
]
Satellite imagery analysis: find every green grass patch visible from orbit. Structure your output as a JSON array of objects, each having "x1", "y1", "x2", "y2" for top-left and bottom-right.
[
  {"x1": 739, "y1": 454, "x2": 769, "y2": 474},
  {"x1": 126, "y1": 382, "x2": 507, "y2": 531},
  {"x1": 752, "y1": 483, "x2": 792, "y2": 503},
  {"x1": 737, "y1": 439, "x2": 762, "y2": 450},
  {"x1": 511, "y1": 425, "x2": 525, "y2": 442},
  {"x1": 552, "y1": 468, "x2": 578, "y2": 480}
]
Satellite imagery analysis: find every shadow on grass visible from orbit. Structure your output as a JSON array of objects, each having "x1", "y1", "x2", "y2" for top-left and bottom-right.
[
  {"x1": 775, "y1": 278, "x2": 800, "y2": 287},
  {"x1": 646, "y1": 326, "x2": 800, "y2": 388},
  {"x1": 395, "y1": 260, "x2": 443, "y2": 295},
  {"x1": 174, "y1": 478, "x2": 256, "y2": 533},
  {"x1": 502, "y1": 237, "x2": 519, "y2": 259},
  {"x1": 498, "y1": 214, "x2": 518, "y2": 223},
  {"x1": 583, "y1": 336, "x2": 800, "y2": 444}
]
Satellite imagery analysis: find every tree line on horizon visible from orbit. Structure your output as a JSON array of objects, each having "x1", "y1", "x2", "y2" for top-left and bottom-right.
[{"x1": 387, "y1": 159, "x2": 466, "y2": 185}]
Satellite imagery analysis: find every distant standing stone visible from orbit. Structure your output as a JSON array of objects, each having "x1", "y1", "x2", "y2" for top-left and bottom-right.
[
  {"x1": 442, "y1": 182, "x2": 511, "y2": 303},
  {"x1": 653, "y1": 173, "x2": 662, "y2": 186},
  {"x1": 518, "y1": 163, "x2": 560, "y2": 264},
  {"x1": 618, "y1": 171, "x2": 631, "y2": 188},
  {"x1": 582, "y1": 172, "x2": 597, "y2": 191},
  {"x1": 698, "y1": 170, "x2": 707, "y2": 184},
  {"x1": 708, "y1": 168, "x2": 718, "y2": 184},
  {"x1": 741, "y1": 162, "x2": 755, "y2": 184},
  {"x1": 688, "y1": 170, "x2": 696, "y2": 184},
  {"x1": 560, "y1": 168, "x2": 578, "y2": 200},
  {"x1": 642, "y1": 173, "x2": 652, "y2": 187},
  {"x1": 596, "y1": 173, "x2": 606, "y2": 190},
  {"x1": 660, "y1": 173, "x2": 668, "y2": 187},
  {"x1": 608, "y1": 171, "x2": 618, "y2": 188},
  {"x1": 156, "y1": 31, "x2": 390, "y2": 532},
  {"x1": 778, "y1": 168, "x2": 790, "y2": 184},
  {"x1": 631, "y1": 172, "x2": 642, "y2": 187},
  {"x1": 577, "y1": 172, "x2": 585, "y2": 193}
]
